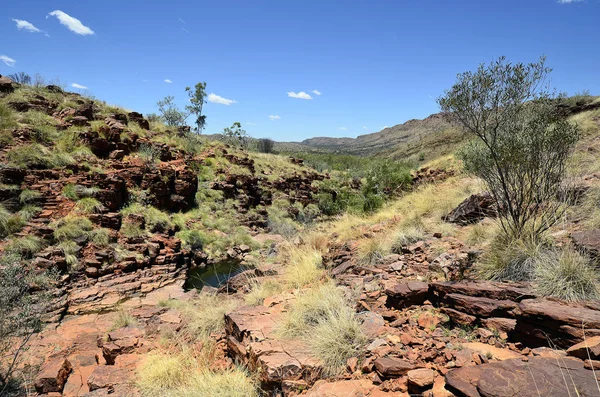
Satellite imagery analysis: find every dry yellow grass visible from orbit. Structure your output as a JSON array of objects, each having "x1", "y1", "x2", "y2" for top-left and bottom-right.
[
  {"x1": 282, "y1": 245, "x2": 325, "y2": 288},
  {"x1": 277, "y1": 282, "x2": 366, "y2": 375},
  {"x1": 137, "y1": 350, "x2": 258, "y2": 397}
]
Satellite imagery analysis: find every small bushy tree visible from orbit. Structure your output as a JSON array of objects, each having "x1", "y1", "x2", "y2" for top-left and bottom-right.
[
  {"x1": 185, "y1": 82, "x2": 207, "y2": 133},
  {"x1": 257, "y1": 138, "x2": 275, "y2": 154},
  {"x1": 222, "y1": 122, "x2": 249, "y2": 149},
  {"x1": 438, "y1": 56, "x2": 580, "y2": 240},
  {"x1": 7, "y1": 72, "x2": 31, "y2": 85},
  {"x1": 156, "y1": 96, "x2": 187, "y2": 127}
]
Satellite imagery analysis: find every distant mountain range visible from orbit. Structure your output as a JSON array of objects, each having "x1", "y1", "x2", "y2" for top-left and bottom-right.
[{"x1": 276, "y1": 112, "x2": 466, "y2": 161}]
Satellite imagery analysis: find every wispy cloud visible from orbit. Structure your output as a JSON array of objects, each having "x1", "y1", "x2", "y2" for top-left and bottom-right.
[
  {"x1": 558, "y1": 0, "x2": 582, "y2": 3},
  {"x1": 182, "y1": 28, "x2": 190, "y2": 34},
  {"x1": 287, "y1": 91, "x2": 312, "y2": 100},
  {"x1": 48, "y1": 10, "x2": 94, "y2": 35},
  {"x1": 164, "y1": 79, "x2": 172, "y2": 83},
  {"x1": 12, "y1": 19, "x2": 43, "y2": 33},
  {"x1": 178, "y1": 18, "x2": 186, "y2": 24},
  {"x1": 312, "y1": 89, "x2": 321, "y2": 96},
  {"x1": 71, "y1": 83, "x2": 88, "y2": 89},
  {"x1": 362, "y1": 126, "x2": 367, "y2": 130},
  {"x1": 339, "y1": 127, "x2": 348, "y2": 131},
  {"x1": 207, "y1": 93, "x2": 237, "y2": 106},
  {"x1": 0, "y1": 55, "x2": 16, "y2": 67},
  {"x1": 269, "y1": 115, "x2": 281, "y2": 120}
]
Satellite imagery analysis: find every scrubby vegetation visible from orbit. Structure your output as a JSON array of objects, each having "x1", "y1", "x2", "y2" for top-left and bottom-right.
[
  {"x1": 1, "y1": 61, "x2": 600, "y2": 397},
  {"x1": 278, "y1": 282, "x2": 366, "y2": 375}
]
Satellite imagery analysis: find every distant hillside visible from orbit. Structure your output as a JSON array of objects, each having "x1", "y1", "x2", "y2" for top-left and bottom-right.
[
  {"x1": 277, "y1": 96, "x2": 600, "y2": 162},
  {"x1": 277, "y1": 113, "x2": 466, "y2": 162}
]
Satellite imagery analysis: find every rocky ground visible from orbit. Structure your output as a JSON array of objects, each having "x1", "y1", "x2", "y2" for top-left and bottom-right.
[
  {"x1": 2, "y1": 75, "x2": 600, "y2": 397},
  {"x1": 27, "y1": 223, "x2": 600, "y2": 397}
]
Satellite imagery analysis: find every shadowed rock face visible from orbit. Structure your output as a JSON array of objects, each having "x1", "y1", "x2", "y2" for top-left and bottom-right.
[
  {"x1": 446, "y1": 356, "x2": 599, "y2": 397},
  {"x1": 443, "y1": 192, "x2": 497, "y2": 225}
]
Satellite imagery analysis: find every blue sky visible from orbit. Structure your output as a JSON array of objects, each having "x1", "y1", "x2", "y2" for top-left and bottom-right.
[{"x1": 2, "y1": 0, "x2": 599, "y2": 141}]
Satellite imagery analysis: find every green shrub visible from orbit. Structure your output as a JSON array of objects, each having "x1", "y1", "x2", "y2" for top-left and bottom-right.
[
  {"x1": 62, "y1": 183, "x2": 79, "y2": 200},
  {"x1": 120, "y1": 222, "x2": 147, "y2": 238},
  {"x1": 266, "y1": 207, "x2": 298, "y2": 237},
  {"x1": 52, "y1": 216, "x2": 94, "y2": 241},
  {"x1": 58, "y1": 241, "x2": 79, "y2": 269},
  {"x1": 390, "y1": 226, "x2": 424, "y2": 254},
  {"x1": 122, "y1": 204, "x2": 172, "y2": 232},
  {"x1": 19, "y1": 189, "x2": 42, "y2": 204},
  {"x1": 19, "y1": 204, "x2": 41, "y2": 221},
  {"x1": 90, "y1": 228, "x2": 111, "y2": 246},
  {"x1": 6, "y1": 144, "x2": 73, "y2": 169},
  {"x1": 0, "y1": 102, "x2": 18, "y2": 131},
  {"x1": 0, "y1": 131, "x2": 14, "y2": 147},
  {"x1": 20, "y1": 110, "x2": 57, "y2": 143},
  {"x1": 137, "y1": 143, "x2": 160, "y2": 164},
  {"x1": 0, "y1": 205, "x2": 25, "y2": 237},
  {"x1": 177, "y1": 229, "x2": 204, "y2": 250},
  {"x1": 4, "y1": 236, "x2": 43, "y2": 258},
  {"x1": 75, "y1": 197, "x2": 104, "y2": 214}
]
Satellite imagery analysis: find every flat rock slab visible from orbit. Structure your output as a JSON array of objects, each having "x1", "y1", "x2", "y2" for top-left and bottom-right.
[
  {"x1": 442, "y1": 293, "x2": 517, "y2": 318},
  {"x1": 374, "y1": 357, "x2": 414, "y2": 376},
  {"x1": 446, "y1": 356, "x2": 599, "y2": 397},
  {"x1": 430, "y1": 281, "x2": 535, "y2": 302},
  {"x1": 516, "y1": 298, "x2": 600, "y2": 347},
  {"x1": 384, "y1": 281, "x2": 429, "y2": 308},
  {"x1": 225, "y1": 295, "x2": 324, "y2": 388},
  {"x1": 571, "y1": 230, "x2": 600, "y2": 256},
  {"x1": 306, "y1": 379, "x2": 396, "y2": 396},
  {"x1": 461, "y1": 342, "x2": 522, "y2": 361},
  {"x1": 567, "y1": 335, "x2": 600, "y2": 360}
]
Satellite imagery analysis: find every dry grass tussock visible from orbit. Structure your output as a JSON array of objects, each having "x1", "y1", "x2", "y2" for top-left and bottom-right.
[
  {"x1": 159, "y1": 294, "x2": 238, "y2": 341},
  {"x1": 137, "y1": 350, "x2": 258, "y2": 397},
  {"x1": 278, "y1": 282, "x2": 366, "y2": 375},
  {"x1": 358, "y1": 238, "x2": 388, "y2": 265},
  {"x1": 137, "y1": 295, "x2": 257, "y2": 397},
  {"x1": 281, "y1": 245, "x2": 325, "y2": 288},
  {"x1": 478, "y1": 232, "x2": 600, "y2": 301}
]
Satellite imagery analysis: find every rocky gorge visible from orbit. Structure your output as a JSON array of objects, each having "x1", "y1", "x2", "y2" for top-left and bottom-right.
[{"x1": 1, "y1": 74, "x2": 600, "y2": 397}]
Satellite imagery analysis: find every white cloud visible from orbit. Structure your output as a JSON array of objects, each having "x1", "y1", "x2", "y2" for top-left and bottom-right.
[
  {"x1": 339, "y1": 127, "x2": 348, "y2": 131},
  {"x1": 207, "y1": 93, "x2": 237, "y2": 106},
  {"x1": 558, "y1": 0, "x2": 582, "y2": 3},
  {"x1": 312, "y1": 89, "x2": 321, "y2": 96},
  {"x1": 382, "y1": 125, "x2": 389, "y2": 129},
  {"x1": 362, "y1": 126, "x2": 368, "y2": 130},
  {"x1": 178, "y1": 18, "x2": 186, "y2": 24},
  {"x1": 164, "y1": 79, "x2": 172, "y2": 83},
  {"x1": 269, "y1": 115, "x2": 281, "y2": 120},
  {"x1": 0, "y1": 55, "x2": 16, "y2": 67},
  {"x1": 182, "y1": 28, "x2": 190, "y2": 34},
  {"x1": 48, "y1": 10, "x2": 94, "y2": 35},
  {"x1": 12, "y1": 19, "x2": 42, "y2": 33},
  {"x1": 287, "y1": 91, "x2": 312, "y2": 100},
  {"x1": 71, "y1": 83, "x2": 88, "y2": 89}
]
